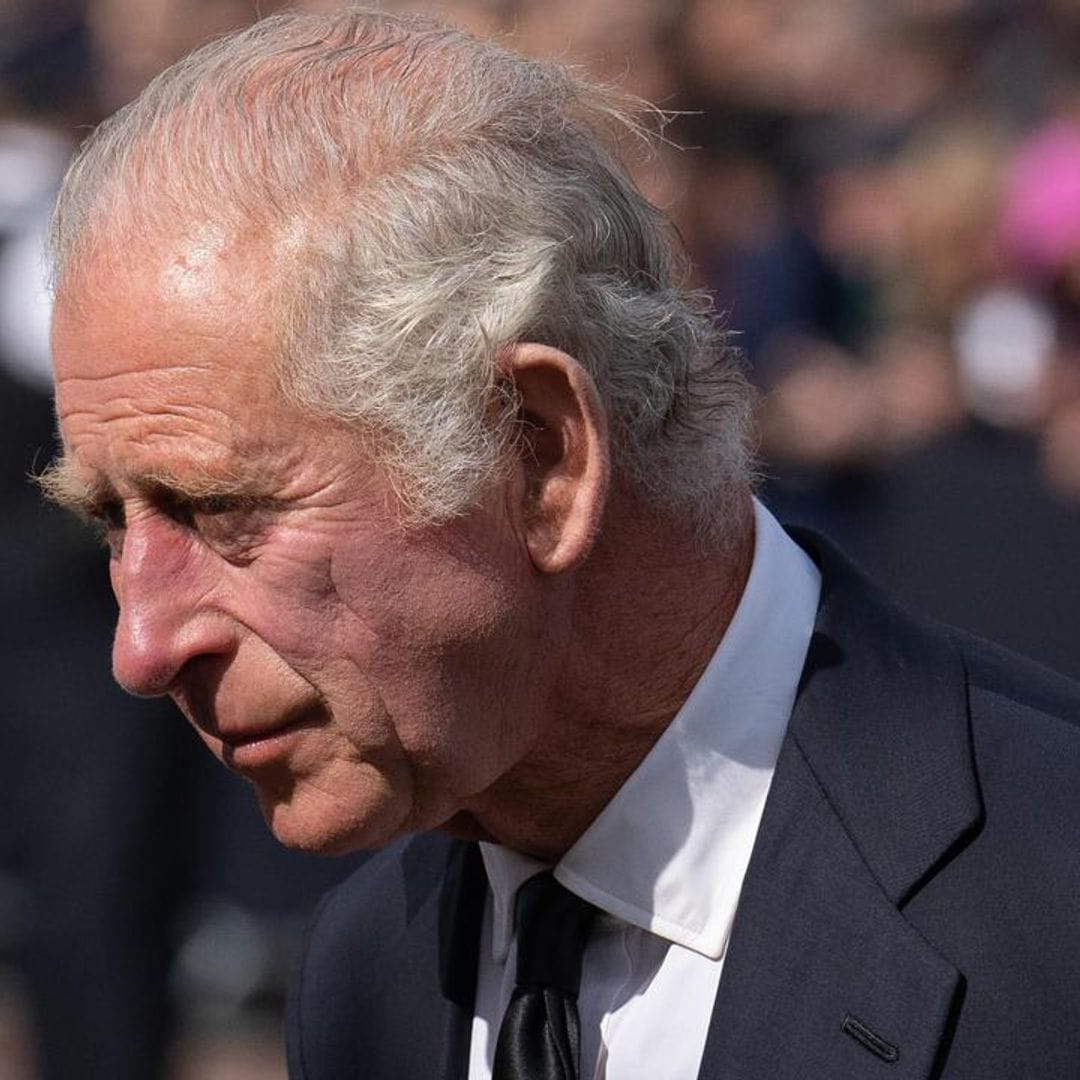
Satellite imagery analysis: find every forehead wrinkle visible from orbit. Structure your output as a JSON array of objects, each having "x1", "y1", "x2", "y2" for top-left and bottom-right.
[
  {"x1": 56, "y1": 363, "x2": 219, "y2": 386},
  {"x1": 117, "y1": 428, "x2": 277, "y2": 500}
]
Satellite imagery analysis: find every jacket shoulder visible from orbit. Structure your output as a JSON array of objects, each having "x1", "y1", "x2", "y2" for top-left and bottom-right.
[
  {"x1": 949, "y1": 629, "x2": 1080, "y2": 857},
  {"x1": 286, "y1": 832, "x2": 458, "y2": 1079},
  {"x1": 305, "y1": 830, "x2": 454, "y2": 949},
  {"x1": 955, "y1": 627, "x2": 1080, "y2": 731}
]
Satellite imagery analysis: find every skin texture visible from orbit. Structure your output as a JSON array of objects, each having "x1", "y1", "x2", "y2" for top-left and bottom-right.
[{"x1": 50, "y1": 227, "x2": 754, "y2": 859}]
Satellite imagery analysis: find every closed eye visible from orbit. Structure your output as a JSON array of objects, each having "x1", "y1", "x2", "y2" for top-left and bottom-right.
[
  {"x1": 149, "y1": 488, "x2": 256, "y2": 529},
  {"x1": 85, "y1": 498, "x2": 127, "y2": 555},
  {"x1": 144, "y1": 487, "x2": 279, "y2": 566},
  {"x1": 194, "y1": 494, "x2": 256, "y2": 516},
  {"x1": 94, "y1": 498, "x2": 126, "y2": 530}
]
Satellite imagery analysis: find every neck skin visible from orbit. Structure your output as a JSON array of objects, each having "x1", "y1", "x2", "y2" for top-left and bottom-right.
[{"x1": 445, "y1": 486, "x2": 756, "y2": 860}]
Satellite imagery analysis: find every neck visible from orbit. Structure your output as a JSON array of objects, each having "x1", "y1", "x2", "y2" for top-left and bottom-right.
[{"x1": 448, "y1": 488, "x2": 756, "y2": 859}]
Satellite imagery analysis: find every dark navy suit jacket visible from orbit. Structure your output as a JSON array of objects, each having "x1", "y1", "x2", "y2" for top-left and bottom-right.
[{"x1": 286, "y1": 535, "x2": 1080, "y2": 1078}]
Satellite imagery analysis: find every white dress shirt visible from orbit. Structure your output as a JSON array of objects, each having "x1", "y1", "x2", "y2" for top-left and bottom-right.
[{"x1": 467, "y1": 500, "x2": 821, "y2": 1080}]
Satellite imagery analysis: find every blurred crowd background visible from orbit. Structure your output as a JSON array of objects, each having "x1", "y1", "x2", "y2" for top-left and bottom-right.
[{"x1": 1, "y1": 0, "x2": 1078, "y2": 1076}]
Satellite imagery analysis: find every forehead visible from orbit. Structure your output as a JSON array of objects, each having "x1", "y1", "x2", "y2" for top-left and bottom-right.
[
  {"x1": 51, "y1": 224, "x2": 299, "y2": 477},
  {"x1": 56, "y1": 220, "x2": 276, "y2": 362}
]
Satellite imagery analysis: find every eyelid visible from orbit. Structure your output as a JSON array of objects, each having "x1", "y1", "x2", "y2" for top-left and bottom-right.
[
  {"x1": 81, "y1": 499, "x2": 125, "y2": 557},
  {"x1": 192, "y1": 493, "x2": 254, "y2": 514},
  {"x1": 149, "y1": 489, "x2": 243, "y2": 524},
  {"x1": 86, "y1": 498, "x2": 126, "y2": 528}
]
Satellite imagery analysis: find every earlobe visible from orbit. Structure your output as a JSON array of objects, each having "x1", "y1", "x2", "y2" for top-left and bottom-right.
[{"x1": 502, "y1": 343, "x2": 610, "y2": 574}]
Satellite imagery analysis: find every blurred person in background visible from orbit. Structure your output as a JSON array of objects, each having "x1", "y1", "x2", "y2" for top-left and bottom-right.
[
  {"x1": 0, "y1": 9, "x2": 186, "y2": 1078},
  {"x1": 1003, "y1": 115, "x2": 1080, "y2": 496},
  {"x1": 836, "y1": 112, "x2": 1080, "y2": 681},
  {"x1": 1, "y1": 2, "x2": 363, "y2": 1078},
  {"x1": 697, "y1": 0, "x2": 1080, "y2": 682}
]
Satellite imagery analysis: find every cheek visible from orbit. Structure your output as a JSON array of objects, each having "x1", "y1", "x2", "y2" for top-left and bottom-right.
[
  {"x1": 330, "y1": 546, "x2": 520, "y2": 678},
  {"x1": 233, "y1": 530, "x2": 358, "y2": 659},
  {"x1": 364, "y1": 569, "x2": 558, "y2": 787},
  {"x1": 274, "y1": 514, "x2": 558, "y2": 794}
]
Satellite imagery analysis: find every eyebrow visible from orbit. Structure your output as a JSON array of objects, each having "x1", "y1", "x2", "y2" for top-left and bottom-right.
[
  {"x1": 37, "y1": 456, "x2": 113, "y2": 518},
  {"x1": 38, "y1": 453, "x2": 269, "y2": 518}
]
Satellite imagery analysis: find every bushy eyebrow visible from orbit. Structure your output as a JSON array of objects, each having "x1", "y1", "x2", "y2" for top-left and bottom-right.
[
  {"x1": 37, "y1": 455, "x2": 113, "y2": 518},
  {"x1": 38, "y1": 453, "x2": 269, "y2": 519}
]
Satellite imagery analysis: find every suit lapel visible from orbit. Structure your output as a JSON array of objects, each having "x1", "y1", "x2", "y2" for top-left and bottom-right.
[
  {"x1": 365, "y1": 839, "x2": 485, "y2": 1080},
  {"x1": 698, "y1": 533, "x2": 981, "y2": 1079},
  {"x1": 698, "y1": 737, "x2": 964, "y2": 1079},
  {"x1": 437, "y1": 841, "x2": 487, "y2": 1080}
]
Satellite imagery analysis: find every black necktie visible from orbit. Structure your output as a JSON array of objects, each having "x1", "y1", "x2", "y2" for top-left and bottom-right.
[{"x1": 492, "y1": 871, "x2": 597, "y2": 1080}]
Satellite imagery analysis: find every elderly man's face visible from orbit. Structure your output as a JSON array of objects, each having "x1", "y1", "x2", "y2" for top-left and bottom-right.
[{"x1": 50, "y1": 231, "x2": 556, "y2": 853}]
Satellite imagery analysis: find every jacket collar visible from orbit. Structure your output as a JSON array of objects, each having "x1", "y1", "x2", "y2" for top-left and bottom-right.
[
  {"x1": 786, "y1": 527, "x2": 982, "y2": 907},
  {"x1": 698, "y1": 529, "x2": 982, "y2": 1079}
]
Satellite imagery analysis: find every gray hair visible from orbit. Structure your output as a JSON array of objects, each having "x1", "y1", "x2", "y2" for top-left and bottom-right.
[{"x1": 51, "y1": 8, "x2": 755, "y2": 543}]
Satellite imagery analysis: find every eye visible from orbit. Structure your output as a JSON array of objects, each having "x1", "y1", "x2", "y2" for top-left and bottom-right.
[
  {"x1": 196, "y1": 494, "x2": 246, "y2": 516},
  {"x1": 178, "y1": 494, "x2": 274, "y2": 565},
  {"x1": 189, "y1": 495, "x2": 259, "y2": 532},
  {"x1": 156, "y1": 491, "x2": 244, "y2": 531},
  {"x1": 139, "y1": 483, "x2": 275, "y2": 565},
  {"x1": 101, "y1": 499, "x2": 126, "y2": 530},
  {"x1": 88, "y1": 499, "x2": 126, "y2": 556}
]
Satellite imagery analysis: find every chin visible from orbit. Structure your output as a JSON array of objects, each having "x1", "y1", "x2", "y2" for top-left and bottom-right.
[{"x1": 253, "y1": 781, "x2": 412, "y2": 855}]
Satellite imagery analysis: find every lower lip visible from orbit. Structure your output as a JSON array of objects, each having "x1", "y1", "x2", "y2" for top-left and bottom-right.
[{"x1": 221, "y1": 719, "x2": 310, "y2": 771}]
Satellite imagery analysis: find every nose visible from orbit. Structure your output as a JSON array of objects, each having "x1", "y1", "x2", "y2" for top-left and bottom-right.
[{"x1": 110, "y1": 513, "x2": 234, "y2": 696}]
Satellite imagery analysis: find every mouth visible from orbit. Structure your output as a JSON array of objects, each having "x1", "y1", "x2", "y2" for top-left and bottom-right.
[{"x1": 216, "y1": 705, "x2": 322, "y2": 772}]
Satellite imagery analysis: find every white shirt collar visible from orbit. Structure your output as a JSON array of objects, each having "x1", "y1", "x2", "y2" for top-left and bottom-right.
[{"x1": 481, "y1": 500, "x2": 821, "y2": 963}]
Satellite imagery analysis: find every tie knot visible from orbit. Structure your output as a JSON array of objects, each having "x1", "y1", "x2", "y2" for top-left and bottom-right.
[{"x1": 513, "y1": 872, "x2": 596, "y2": 998}]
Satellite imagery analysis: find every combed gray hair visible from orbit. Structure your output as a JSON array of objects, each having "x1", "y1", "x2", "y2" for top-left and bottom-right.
[{"x1": 51, "y1": 8, "x2": 755, "y2": 543}]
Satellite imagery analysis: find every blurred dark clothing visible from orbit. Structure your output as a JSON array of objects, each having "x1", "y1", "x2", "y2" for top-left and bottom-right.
[
  {"x1": 0, "y1": 367, "x2": 363, "y2": 1079},
  {"x1": 0, "y1": 364, "x2": 180, "y2": 1079},
  {"x1": 704, "y1": 224, "x2": 848, "y2": 383},
  {"x1": 853, "y1": 423, "x2": 1080, "y2": 682},
  {"x1": 768, "y1": 422, "x2": 1080, "y2": 682}
]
